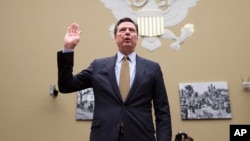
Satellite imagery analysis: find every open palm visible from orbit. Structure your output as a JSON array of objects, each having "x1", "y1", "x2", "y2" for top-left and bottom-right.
[{"x1": 64, "y1": 23, "x2": 81, "y2": 49}]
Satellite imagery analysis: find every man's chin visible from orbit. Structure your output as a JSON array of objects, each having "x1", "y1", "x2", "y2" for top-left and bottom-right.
[{"x1": 123, "y1": 42, "x2": 133, "y2": 46}]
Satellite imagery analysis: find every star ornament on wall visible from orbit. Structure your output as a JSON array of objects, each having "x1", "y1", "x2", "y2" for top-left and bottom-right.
[{"x1": 100, "y1": 0, "x2": 198, "y2": 51}]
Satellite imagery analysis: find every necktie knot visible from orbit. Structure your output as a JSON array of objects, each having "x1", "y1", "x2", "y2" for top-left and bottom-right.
[{"x1": 122, "y1": 56, "x2": 129, "y2": 62}]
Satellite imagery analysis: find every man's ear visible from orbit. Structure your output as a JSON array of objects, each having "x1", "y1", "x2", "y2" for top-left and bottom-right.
[
  {"x1": 113, "y1": 37, "x2": 117, "y2": 44},
  {"x1": 113, "y1": 35, "x2": 116, "y2": 43}
]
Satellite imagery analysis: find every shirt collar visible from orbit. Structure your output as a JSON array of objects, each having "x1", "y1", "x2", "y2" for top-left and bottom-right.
[{"x1": 117, "y1": 51, "x2": 136, "y2": 63}]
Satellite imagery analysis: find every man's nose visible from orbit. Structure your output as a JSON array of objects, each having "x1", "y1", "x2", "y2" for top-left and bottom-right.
[{"x1": 125, "y1": 29, "x2": 131, "y2": 34}]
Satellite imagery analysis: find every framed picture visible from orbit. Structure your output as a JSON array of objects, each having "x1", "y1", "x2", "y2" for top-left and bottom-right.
[
  {"x1": 76, "y1": 88, "x2": 94, "y2": 120},
  {"x1": 179, "y1": 81, "x2": 232, "y2": 120}
]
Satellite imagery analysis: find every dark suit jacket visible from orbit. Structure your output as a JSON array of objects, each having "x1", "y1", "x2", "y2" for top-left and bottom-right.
[{"x1": 57, "y1": 51, "x2": 172, "y2": 141}]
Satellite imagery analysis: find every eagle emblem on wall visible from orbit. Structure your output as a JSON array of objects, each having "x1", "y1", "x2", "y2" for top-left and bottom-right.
[{"x1": 100, "y1": 0, "x2": 198, "y2": 51}]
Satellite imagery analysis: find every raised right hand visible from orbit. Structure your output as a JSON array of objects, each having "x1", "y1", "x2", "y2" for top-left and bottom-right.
[{"x1": 64, "y1": 23, "x2": 81, "y2": 49}]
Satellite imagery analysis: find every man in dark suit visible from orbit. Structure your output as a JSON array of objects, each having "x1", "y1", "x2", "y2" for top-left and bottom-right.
[{"x1": 57, "y1": 17, "x2": 172, "y2": 141}]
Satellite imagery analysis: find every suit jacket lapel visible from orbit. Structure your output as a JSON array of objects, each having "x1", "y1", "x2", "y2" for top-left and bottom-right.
[
  {"x1": 125, "y1": 55, "x2": 145, "y2": 102},
  {"x1": 106, "y1": 55, "x2": 123, "y2": 102}
]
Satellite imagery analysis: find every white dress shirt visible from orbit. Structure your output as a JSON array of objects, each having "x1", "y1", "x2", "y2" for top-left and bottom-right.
[{"x1": 115, "y1": 51, "x2": 136, "y2": 87}]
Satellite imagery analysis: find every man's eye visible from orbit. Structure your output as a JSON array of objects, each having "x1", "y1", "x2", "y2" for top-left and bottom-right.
[
  {"x1": 129, "y1": 29, "x2": 135, "y2": 32},
  {"x1": 119, "y1": 28, "x2": 126, "y2": 32}
]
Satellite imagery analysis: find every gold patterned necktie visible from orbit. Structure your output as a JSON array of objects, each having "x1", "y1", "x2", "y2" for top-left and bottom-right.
[{"x1": 119, "y1": 56, "x2": 130, "y2": 102}]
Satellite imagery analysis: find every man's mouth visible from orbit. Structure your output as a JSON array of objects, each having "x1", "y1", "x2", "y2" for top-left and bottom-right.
[{"x1": 124, "y1": 37, "x2": 131, "y2": 41}]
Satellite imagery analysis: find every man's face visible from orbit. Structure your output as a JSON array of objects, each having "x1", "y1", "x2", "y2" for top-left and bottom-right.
[{"x1": 115, "y1": 22, "x2": 138, "y2": 55}]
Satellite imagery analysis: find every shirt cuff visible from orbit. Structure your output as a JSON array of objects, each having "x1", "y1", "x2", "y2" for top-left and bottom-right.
[{"x1": 62, "y1": 48, "x2": 74, "y2": 53}]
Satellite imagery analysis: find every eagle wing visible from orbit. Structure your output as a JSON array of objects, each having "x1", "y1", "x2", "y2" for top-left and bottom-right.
[
  {"x1": 164, "y1": 0, "x2": 198, "y2": 27},
  {"x1": 100, "y1": 0, "x2": 137, "y2": 22}
]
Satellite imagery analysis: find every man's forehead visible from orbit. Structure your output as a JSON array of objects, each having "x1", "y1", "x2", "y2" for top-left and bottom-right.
[{"x1": 118, "y1": 22, "x2": 136, "y2": 29}]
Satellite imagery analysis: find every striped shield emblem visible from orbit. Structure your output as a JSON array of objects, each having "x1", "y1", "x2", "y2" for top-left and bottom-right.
[{"x1": 137, "y1": 16, "x2": 164, "y2": 37}]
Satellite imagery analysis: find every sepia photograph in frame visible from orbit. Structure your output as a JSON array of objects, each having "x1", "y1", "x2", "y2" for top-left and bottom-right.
[
  {"x1": 76, "y1": 88, "x2": 94, "y2": 120},
  {"x1": 179, "y1": 81, "x2": 232, "y2": 120}
]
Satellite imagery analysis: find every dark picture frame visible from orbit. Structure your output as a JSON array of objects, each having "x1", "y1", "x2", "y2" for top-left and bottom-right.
[
  {"x1": 76, "y1": 88, "x2": 94, "y2": 120},
  {"x1": 179, "y1": 81, "x2": 232, "y2": 120}
]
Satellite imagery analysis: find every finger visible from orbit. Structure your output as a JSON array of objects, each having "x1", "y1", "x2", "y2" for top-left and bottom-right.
[
  {"x1": 67, "y1": 23, "x2": 80, "y2": 34},
  {"x1": 71, "y1": 24, "x2": 75, "y2": 33},
  {"x1": 78, "y1": 30, "x2": 82, "y2": 36},
  {"x1": 73, "y1": 22, "x2": 79, "y2": 28},
  {"x1": 67, "y1": 26, "x2": 71, "y2": 34},
  {"x1": 67, "y1": 23, "x2": 74, "y2": 34}
]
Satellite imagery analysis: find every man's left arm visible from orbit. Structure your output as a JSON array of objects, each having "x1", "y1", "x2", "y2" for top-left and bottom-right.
[{"x1": 153, "y1": 64, "x2": 172, "y2": 141}]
